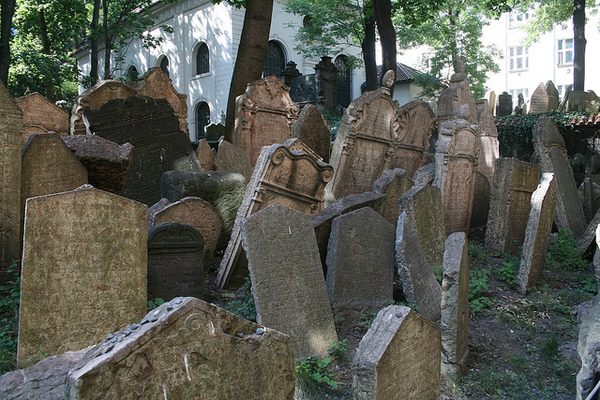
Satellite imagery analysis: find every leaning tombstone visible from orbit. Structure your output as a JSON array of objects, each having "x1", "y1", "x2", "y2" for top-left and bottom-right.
[
  {"x1": 529, "y1": 82, "x2": 550, "y2": 113},
  {"x1": 476, "y1": 99, "x2": 500, "y2": 183},
  {"x1": 241, "y1": 205, "x2": 338, "y2": 359},
  {"x1": 66, "y1": 297, "x2": 296, "y2": 400},
  {"x1": 352, "y1": 305, "x2": 441, "y2": 400},
  {"x1": 412, "y1": 162, "x2": 436, "y2": 188},
  {"x1": 578, "y1": 207, "x2": 600, "y2": 253},
  {"x1": 546, "y1": 81, "x2": 560, "y2": 111},
  {"x1": 291, "y1": 103, "x2": 331, "y2": 162},
  {"x1": 16, "y1": 92, "x2": 69, "y2": 144},
  {"x1": 18, "y1": 185, "x2": 147, "y2": 367},
  {"x1": 160, "y1": 170, "x2": 247, "y2": 205},
  {"x1": 214, "y1": 139, "x2": 253, "y2": 180},
  {"x1": 371, "y1": 168, "x2": 413, "y2": 225},
  {"x1": 497, "y1": 92, "x2": 513, "y2": 117},
  {"x1": 195, "y1": 138, "x2": 215, "y2": 171}
]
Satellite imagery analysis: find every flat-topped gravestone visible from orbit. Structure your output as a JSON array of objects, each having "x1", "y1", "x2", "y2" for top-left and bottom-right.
[
  {"x1": 529, "y1": 82, "x2": 550, "y2": 114},
  {"x1": 497, "y1": 92, "x2": 512, "y2": 117},
  {"x1": 292, "y1": 104, "x2": 331, "y2": 162},
  {"x1": 217, "y1": 139, "x2": 333, "y2": 289},
  {"x1": 517, "y1": 173, "x2": 557, "y2": 294},
  {"x1": 233, "y1": 76, "x2": 300, "y2": 165},
  {"x1": 66, "y1": 297, "x2": 295, "y2": 400},
  {"x1": 214, "y1": 139, "x2": 253, "y2": 180},
  {"x1": 352, "y1": 305, "x2": 441, "y2": 400},
  {"x1": 195, "y1": 138, "x2": 215, "y2": 171},
  {"x1": 486, "y1": 158, "x2": 541, "y2": 255},
  {"x1": 241, "y1": 205, "x2": 338, "y2": 359},
  {"x1": 147, "y1": 223, "x2": 205, "y2": 301},
  {"x1": 476, "y1": 99, "x2": 499, "y2": 183},
  {"x1": 546, "y1": 81, "x2": 560, "y2": 112},
  {"x1": 16, "y1": 92, "x2": 69, "y2": 144},
  {"x1": 18, "y1": 185, "x2": 147, "y2": 367},
  {"x1": 533, "y1": 116, "x2": 586, "y2": 238},
  {"x1": 372, "y1": 168, "x2": 414, "y2": 225}
]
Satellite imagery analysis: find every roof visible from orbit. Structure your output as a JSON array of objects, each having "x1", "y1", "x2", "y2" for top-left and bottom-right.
[{"x1": 376, "y1": 63, "x2": 422, "y2": 83}]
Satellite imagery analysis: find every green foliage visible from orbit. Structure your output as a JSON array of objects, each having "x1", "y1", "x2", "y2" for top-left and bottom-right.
[
  {"x1": 498, "y1": 256, "x2": 519, "y2": 288},
  {"x1": 328, "y1": 339, "x2": 349, "y2": 362},
  {"x1": 432, "y1": 264, "x2": 443, "y2": 284},
  {"x1": 358, "y1": 308, "x2": 378, "y2": 329},
  {"x1": 470, "y1": 267, "x2": 492, "y2": 314},
  {"x1": 542, "y1": 335, "x2": 560, "y2": 359},
  {"x1": 295, "y1": 355, "x2": 338, "y2": 391},
  {"x1": 547, "y1": 228, "x2": 588, "y2": 270},
  {"x1": 0, "y1": 261, "x2": 20, "y2": 374},
  {"x1": 147, "y1": 297, "x2": 165, "y2": 311},
  {"x1": 321, "y1": 109, "x2": 343, "y2": 140},
  {"x1": 224, "y1": 277, "x2": 256, "y2": 321}
]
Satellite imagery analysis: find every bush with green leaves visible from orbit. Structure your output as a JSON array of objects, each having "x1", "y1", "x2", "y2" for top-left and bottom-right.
[
  {"x1": 147, "y1": 298, "x2": 165, "y2": 311},
  {"x1": 547, "y1": 228, "x2": 588, "y2": 270},
  {"x1": 224, "y1": 277, "x2": 256, "y2": 321},
  {"x1": 0, "y1": 261, "x2": 20, "y2": 374},
  {"x1": 470, "y1": 267, "x2": 492, "y2": 315},
  {"x1": 498, "y1": 256, "x2": 519, "y2": 289}
]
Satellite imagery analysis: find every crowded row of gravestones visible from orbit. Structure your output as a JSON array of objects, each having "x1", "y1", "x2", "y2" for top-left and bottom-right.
[{"x1": 0, "y1": 63, "x2": 599, "y2": 400}]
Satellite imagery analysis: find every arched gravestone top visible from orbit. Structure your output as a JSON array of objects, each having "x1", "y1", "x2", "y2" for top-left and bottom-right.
[
  {"x1": 148, "y1": 222, "x2": 204, "y2": 250},
  {"x1": 392, "y1": 100, "x2": 435, "y2": 176},
  {"x1": 546, "y1": 80, "x2": 560, "y2": 112},
  {"x1": 16, "y1": 92, "x2": 69, "y2": 143}
]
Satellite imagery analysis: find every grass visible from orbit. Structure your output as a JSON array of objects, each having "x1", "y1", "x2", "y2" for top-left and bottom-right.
[{"x1": 0, "y1": 261, "x2": 20, "y2": 374}]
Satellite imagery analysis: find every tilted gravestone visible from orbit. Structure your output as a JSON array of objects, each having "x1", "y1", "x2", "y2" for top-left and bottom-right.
[
  {"x1": 352, "y1": 305, "x2": 441, "y2": 400},
  {"x1": 147, "y1": 223, "x2": 205, "y2": 301},
  {"x1": 529, "y1": 82, "x2": 550, "y2": 114},
  {"x1": 195, "y1": 138, "x2": 214, "y2": 171},
  {"x1": 372, "y1": 168, "x2": 414, "y2": 226},
  {"x1": 241, "y1": 205, "x2": 338, "y2": 359},
  {"x1": 578, "y1": 206, "x2": 600, "y2": 253},
  {"x1": 18, "y1": 185, "x2": 147, "y2": 367},
  {"x1": 546, "y1": 81, "x2": 560, "y2": 112},
  {"x1": 476, "y1": 99, "x2": 499, "y2": 183},
  {"x1": 497, "y1": 92, "x2": 512, "y2": 117},
  {"x1": 66, "y1": 297, "x2": 296, "y2": 400},
  {"x1": 575, "y1": 295, "x2": 600, "y2": 400},
  {"x1": 233, "y1": 76, "x2": 300, "y2": 165},
  {"x1": 214, "y1": 139, "x2": 253, "y2": 181},
  {"x1": 517, "y1": 173, "x2": 557, "y2": 294},
  {"x1": 485, "y1": 158, "x2": 541, "y2": 255},
  {"x1": 16, "y1": 92, "x2": 69, "y2": 144},
  {"x1": 292, "y1": 104, "x2": 331, "y2": 162},
  {"x1": 412, "y1": 162, "x2": 436, "y2": 188},
  {"x1": 217, "y1": 139, "x2": 333, "y2": 289}
]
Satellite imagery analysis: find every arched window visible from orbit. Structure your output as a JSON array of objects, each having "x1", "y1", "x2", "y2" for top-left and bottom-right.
[
  {"x1": 159, "y1": 55, "x2": 170, "y2": 78},
  {"x1": 195, "y1": 102, "x2": 211, "y2": 141},
  {"x1": 125, "y1": 65, "x2": 139, "y2": 82},
  {"x1": 335, "y1": 55, "x2": 352, "y2": 108},
  {"x1": 196, "y1": 42, "x2": 209, "y2": 75},
  {"x1": 264, "y1": 40, "x2": 286, "y2": 77}
]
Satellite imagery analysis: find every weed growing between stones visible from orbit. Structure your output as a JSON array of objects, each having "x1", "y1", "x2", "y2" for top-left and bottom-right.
[
  {"x1": 223, "y1": 277, "x2": 256, "y2": 321},
  {"x1": 0, "y1": 261, "x2": 20, "y2": 374},
  {"x1": 295, "y1": 340, "x2": 349, "y2": 394},
  {"x1": 547, "y1": 228, "x2": 588, "y2": 270},
  {"x1": 497, "y1": 255, "x2": 519, "y2": 289},
  {"x1": 147, "y1": 297, "x2": 165, "y2": 311}
]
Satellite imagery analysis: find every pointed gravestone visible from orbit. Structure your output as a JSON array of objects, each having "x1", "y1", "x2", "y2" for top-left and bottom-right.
[
  {"x1": 546, "y1": 81, "x2": 560, "y2": 111},
  {"x1": 497, "y1": 92, "x2": 512, "y2": 117},
  {"x1": 241, "y1": 205, "x2": 338, "y2": 359},
  {"x1": 292, "y1": 103, "x2": 331, "y2": 162},
  {"x1": 529, "y1": 82, "x2": 550, "y2": 114},
  {"x1": 371, "y1": 168, "x2": 414, "y2": 225},
  {"x1": 352, "y1": 305, "x2": 441, "y2": 400},
  {"x1": 18, "y1": 185, "x2": 147, "y2": 367},
  {"x1": 214, "y1": 139, "x2": 253, "y2": 180},
  {"x1": 517, "y1": 173, "x2": 557, "y2": 294},
  {"x1": 66, "y1": 297, "x2": 295, "y2": 400},
  {"x1": 195, "y1": 138, "x2": 214, "y2": 171},
  {"x1": 16, "y1": 92, "x2": 69, "y2": 144}
]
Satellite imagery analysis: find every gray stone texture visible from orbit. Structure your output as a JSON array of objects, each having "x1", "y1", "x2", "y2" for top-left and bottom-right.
[
  {"x1": 476, "y1": 99, "x2": 500, "y2": 183},
  {"x1": 292, "y1": 103, "x2": 331, "y2": 162},
  {"x1": 160, "y1": 170, "x2": 247, "y2": 205},
  {"x1": 412, "y1": 162, "x2": 436, "y2": 188},
  {"x1": 195, "y1": 138, "x2": 214, "y2": 171},
  {"x1": 576, "y1": 295, "x2": 600, "y2": 400},
  {"x1": 546, "y1": 81, "x2": 560, "y2": 112},
  {"x1": 214, "y1": 139, "x2": 253, "y2": 180},
  {"x1": 529, "y1": 82, "x2": 550, "y2": 113},
  {"x1": 371, "y1": 168, "x2": 414, "y2": 225},
  {"x1": 497, "y1": 92, "x2": 512, "y2": 116}
]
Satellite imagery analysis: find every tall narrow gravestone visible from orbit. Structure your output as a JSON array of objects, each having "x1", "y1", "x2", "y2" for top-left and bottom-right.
[
  {"x1": 241, "y1": 205, "x2": 338, "y2": 359},
  {"x1": 476, "y1": 99, "x2": 500, "y2": 183},
  {"x1": 18, "y1": 186, "x2": 147, "y2": 367}
]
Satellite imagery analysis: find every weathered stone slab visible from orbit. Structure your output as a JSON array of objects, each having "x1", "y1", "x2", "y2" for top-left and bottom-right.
[
  {"x1": 546, "y1": 81, "x2": 560, "y2": 112},
  {"x1": 16, "y1": 92, "x2": 69, "y2": 144},
  {"x1": 18, "y1": 185, "x2": 147, "y2": 367},
  {"x1": 412, "y1": 162, "x2": 436, "y2": 188},
  {"x1": 470, "y1": 171, "x2": 491, "y2": 230},
  {"x1": 371, "y1": 168, "x2": 413, "y2": 225},
  {"x1": 497, "y1": 92, "x2": 512, "y2": 117},
  {"x1": 292, "y1": 103, "x2": 331, "y2": 162},
  {"x1": 160, "y1": 170, "x2": 247, "y2": 204},
  {"x1": 577, "y1": 205, "x2": 600, "y2": 253},
  {"x1": 517, "y1": 173, "x2": 557, "y2": 294},
  {"x1": 533, "y1": 116, "x2": 586, "y2": 238},
  {"x1": 441, "y1": 232, "x2": 470, "y2": 379},
  {"x1": 575, "y1": 295, "x2": 600, "y2": 400},
  {"x1": 66, "y1": 297, "x2": 295, "y2": 400},
  {"x1": 485, "y1": 158, "x2": 540, "y2": 255},
  {"x1": 476, "y1": 99, "x2": 499, "y2": 183},
  {"x1": 594, "y1": 247, "x2": 600, "y2": 293},
  {"x1": 529, "y1": 82, "x2": 550, "y2": 114},
  {"x1": 217, "y1": 139, "x2": 333, "y2": 289},
  {"x1": 214, "y1": 139, "x2": 253, "y2": 180},
  {"x1": 233, "y1": 76, "x2": 299, "y2": 165},
  {"x1": 195, "y1": 138, "x2": 214, "y2": 171},
  {"x1": 352, "y1": 305, "x2": 441, "y2": 400},
  {"x1": 326, "y1": 207, "x2": 394, "y2": 309},
  {"x1": 241, "y1": 205, "x2": 338, "y2": 359},
  {"x1": 205, "y1": 122, "x2": 225, "y2": 143},
  {"x1": 392, "y1": 100, "x2": 435, "y2": 177},
  {"x1": 62, "y1": 134, "x2": 133, "y2": 194},
  {"x1": 488, "y1": 91, "x2": 496, "y2": 115}
]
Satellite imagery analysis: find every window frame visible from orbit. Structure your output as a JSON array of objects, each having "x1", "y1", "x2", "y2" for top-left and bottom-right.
[
  {"x1": 195, "y1": 42, "x2": 210, "y2": 76},
  {"x1": 557, "y1": 38, "x2": 574, "y2": 66},
  {"x1": 195, "y1": 101, "x2": 211, "y2": 142},
  {"x1": 508, "y1": 46, "x2": 529, "y2": 72},
  {"x1": 263, "y1": 40, "x2": 287, "y2": 78}
]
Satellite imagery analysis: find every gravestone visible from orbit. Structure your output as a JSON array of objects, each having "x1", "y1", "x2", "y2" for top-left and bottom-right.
[
  {"x1": 488, "y1": 91, "x2": 496, "y2": 115},
  {"x1": 476, "y1": 99, "x2": 500, "y2": 183},
  {"x1": 578, "y1": 207, "x2": 600, "y2": 253},
  {"x1": 195, "y1": 138, "x2": 214, "y2": 171},
  {"x1": 441, "y1": 232, "x2": 470, "y2": 378},
  {"x1": 291, "y1": 104, "x2": 331, "y2": 162},
  {"x1": 66, "y1": 297, "x2": 295, "y2": 400},
  {"x1": 546, "y1": 81, "x2": 560, "y2": 111},
  {"x1": 582, "y1": 177, "x2": 594, "y2": 221},
  {"x1": 205, "y1": 123, "x2": 225, "y2": 144},
  {"x1": 470, "y1": 171, "x2": 491, "y2": 230},
  {"x1": 485, "y1": 158, "x2": 541, "y2": 255},
  {"x1": 497, "y1": 92, "x2": 512, "y2": 117},
  {"x1": 281, "y1": 61, "x2": 301, "y2": 87},
  {"x1": 326, "y1": 207, "x2": 394, "y2": 310},
  {"x1": 86, "y1": 95, "x2": 199, "y2": 205},
  {"x1": 290, "y1": 74, "x2": 317, "y2": 104},
  {"x1": 147, "y1": 223, "x2": 205, "y2": 301},
  {"x1": 371, "y1": 168, "x2": 414, "y2": 225},
  {"x1": 575, "y1": 295, "x2": 600, "y2": 400},
  {"x1": 241, "y1": 205, "x2": 338, "y2": 359},
  {"x1": 412, "y1": 163, "x2": 436, "y2": 188},
  {"x1": 352, "y1": 305, "x2": 441, "y2": 400},
  {"x1": 315, "y1": 56, "x2": 338, "y2": 112},
  {"x1": 62, "y1": 134, "x2": 133, "y2": 194},
  {"x1": 160, "y1": 170, "x2": 247, "y2": 205},
  {"x1": 16, "y1": 92, "x2": 69, "y2": 144},
  {"x1": 214, "y1": 139, "x2": 253, "y2": 180},
  {"x1": 18, "y1": 185, "x2": 147, "y2": 367},
  {"x1": 529, "y1": 82, "x2": 550, "y2": 114},
  {"x1": 517, "y1": 173, "x2": 557, "y2": 294},
  {"x1": 0, "y1": 82, "x2": 23, "y2": 273},
  {"x1": 532, "y1": 116, "x2": 586, "y2": 238},
  {"x1": 232, "y1": 76, "x2": 300, "y2": 165},
  {"x1": 217, "y1": 139, "x2": 333, "y2": 289}
]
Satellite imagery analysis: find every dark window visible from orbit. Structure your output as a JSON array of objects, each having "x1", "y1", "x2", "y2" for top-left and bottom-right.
[
  {"x1": 196, "y1": 42, "x2": 209, "y2": 75},
  {"x1": 195, "y1": 102, "x2": 210, "y2": 141},
  {"x1": 335, "y1": 55, "x2": 352, "y2": 108},
  {"x1": 264, "y1": 41, "x2": 286, "y2": 77},
  {"x1": 159, "y1": 56, "x2": 169, "y2": 77},
  {"x1": 126, "y1": 65, "x2": 139, "y2": 81}
]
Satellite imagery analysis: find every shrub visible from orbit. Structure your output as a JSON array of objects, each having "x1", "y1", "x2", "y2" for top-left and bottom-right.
[
  {"x1": 547, "y1": 229, "x2": 588, "y2": 270},
  {"x1": 295, "y1": 355, "x2": 338, "y2": 391},
  {"x1": 224, "y1": 277, "x2": 256, "y2": 321}
]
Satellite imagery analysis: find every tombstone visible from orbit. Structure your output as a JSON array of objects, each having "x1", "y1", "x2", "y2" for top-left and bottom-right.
[
  {"x1": 485, "y1": 158, "x2": 541, "y2": 255},
  {"x1": 582, "y1": 177, "x2": 594, "y2": 221},
  {"x1": 18, "y1": 185, "x2": 147, "y2": 367},
  {"x1": 161, "y1": 170, "x2": 247, "y2": 205},
  {"x1": 441, "y1": 232, "x2": 470, "y2": 378},
  {"x1": 62, "y1": 134, "x2": 134, "y2": 194},
  {"x1": 529, "y1": 82, "x2": 550, "y2": 114},
  {"x1": 546, "y1": 81, "x2": 560, "y2": 111},
  {"x1": 497, "y1": 92, "x2": 513, "y2": 117},
  {"x1": 575, "y1": 295, "x2": 600, "y2": 400},
  {"x1": 232, "y1": 75, "x2": 300, "y2": 165},
  {"x1": 149, "y1": 197, "x2": 223, "y2": 262},
  {"x1": 214, "y1": 139, "x2": 253, "y2": 180},
  {"x1": 469, "y1": 171, "x2": 491, "y2": 231},
  {"x1": 241, "y1": 205, "x2": 338, "y2": 359},
  {"x1": 326, "y1": 207, "x2": 395, "y2": 310},
  {"x1": 195, "y1": 138, "x2": 214, "y2": 171},
  {"x1": 488, "y1": 91, "x2": 496, "y2": 115},
  {"x1": 16, "y1": 92, "x2": 69, "y2": 144},
  {"x1": 291, "y1": 104, "x2": 331, "y2": 162},
  {"x1": 578, "y1": 207, "x2": 600, "y2": 253},
  {"x1": 314, "y1": 56, "x2": 338, "y2": 112},
  {"x1": 371, "y1": 168, "x2": 413, "y2": 225},
  {"x1": 66, "y1": 297, "x2": 296, "y2": 400},
  {"x1": 517, "y1": 173, "x2": 557, "y2": 294},
  {"x1": 290, "y1": 74, "x2": 317, "y2": 104},
  {"x1": 352, "y1": 305, "x2": 441, "y2": 400},
  {"x1": 281, "y1": 60, "x2": 301, "y2": 87},
  {"x1": 217, "y1": 139, "x2": 333, "y2": 289},
  {"x1": 476, "y1": 99, "x2": 500, "y2": 183},
  {"x1": 0, "y1": 82, "x2": 23, "y2": 274},
  {"x1": 86, "y1": 95, "x2": 199, "y2": 205},
  {"x1": 147, "y1": 223, "x2": 205, "y2": 301},
  {"x1": 205, "y1": 122, "x2": 225, "y2": 145},
  {"x1": 533, "y1": 116, "x2": 586, "y2": 238},
  {"x1": 412, "y1": 162, "x2": 436, "y2": 188}
]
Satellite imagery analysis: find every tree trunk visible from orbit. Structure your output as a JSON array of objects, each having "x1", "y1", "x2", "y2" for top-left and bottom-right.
[
  {"x1": 362, "y1": 1, "x2": 377, "y2": 91},
  {"x1": 90, "y1": 0, "x2": 101, "y2": 86},
  {"x1": 38, "y1": 8, "x2": 51, "y2": 54},
  {"x1": 0, "y1": 0, "x2": 17, "y2": 85},
  {"x1": 573, "y1": 0, "x2": 586, "y2": 91},
  {"x1": 224, "y1": 0, "x2": 274, "y2": 142},
  {"x1": 102, "y1": 0, "x2": 111, "y2": 80},
  {"x1": 374, "y1": 0, "x2": 396, "y2": 90}
]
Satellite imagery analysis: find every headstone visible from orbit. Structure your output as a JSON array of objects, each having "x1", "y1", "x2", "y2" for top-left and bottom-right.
[
  {"x1": 241, "y1": 205, "x2": 338, "y2": 359},
  {"x1": 470, "y1": 171, "x2": 491, "y2": 230},
  {"x1": 485, "y1": 158, "x2": 541, "y2": 255},
  {"x1": 214, "y1": 139, "x2": 253, "y2": 180},
  {"x1": 352, "y1": 305, "x2": 441, "y2": 400},
  {"x1": 86, "y1": 95, "x2": 199, "y2": 205},
  {"x1": 529, "y1": 82, "x2": 550, "y2": 113},
  {"x1": 205, "y1": 122, "x2": 225, "y2": 144},
  {"x1": 371, "y1": 168, "x2": 413, "y2": 225},
  {"x1": 290, "y1": 74, "x2": 317, "y2": 104},
  {"x1": 497, "y1": 92, "x2": 512, "y2": 117},
  {"x1": 578, "y1": 207, "x2": 600, "y2": 253},
  {"x1": 392, "y1": 100, "x2": 435, "y2": 177},
  {"x1": 488, "y1": 91, "x2": 496, "y2": 115},
  {"x1": 18, "y1": 185, "x2": 147, "y2": 367},
  {"x1": 517, "y1": 173, "x2": 557, "y2": 294},
  {"x1": 291, "y1": 104, "x2": 331, "y2": 162},
  {"x1": 412, "y1": 162, "x2": 436, "y2": 188},
  {"x1": 16, "y1": 92, "x2": 69, "y2": 144},
  {"x1": 62, "y1": 134, "x2": 133, "y2": 194},
  {"x1": 546, "y1": 81, "x2": 560, "y2": 111},
  {"x1": 147, "y1": 223, "x2": 205, "y2": 301},
  {"x1": 195, "y1": 138, "x2": 214, "y2": 171},
  {"x1": 441, "y1": 232, "x2": 470, "y2": 378},
  {"x1": 314, "y1": 56, "x2": 338, "y2": 112},
  {"x1": 160, "y1": 170, "x2": 247, "y2": 205},
  {"x1": 582, "y1": 177, "x2": 594, "y2": 221},
  {"x1": 575, "y1": 295, "x2": 600, "y2": 400},
  {"x1": 232, "y1": 75, "x2": 300, "y2": 165},
  {"x1": 66, "y1": 297, "x2": 296, "y2": 400},
  {"x1": 326, "y1": 207, "x2": 394, "y2": 310},
  {"x1": 476, "y1": 99, "x2": 500, "y2": 183},
  {"x1": 533, "y1": 116, "x2": 586, "y2": 238},
  {"x1": 281, "y1": 60, "x2": 301, "y2": 87},
  {"x1": 217, "y1": 139, "x2": 333, "y2": 289}
]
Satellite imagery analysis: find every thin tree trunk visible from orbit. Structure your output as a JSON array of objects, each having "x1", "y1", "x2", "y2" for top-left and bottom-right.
[
  {"x1": 573, "y1": 0, "x2": 586, "y2": 91},
  {"x1": 362, "y1": 0, "x2": 377, "y2": 91},
  {"x1": 374, "y1": 0, "x2": 396, "y2": 89},
  {"x1": 0, "y1": 0, "x2": 17, "y2": 85},
  {"x1": 90, "y1": 0, "x2": 101, "y2": 86},
  {"x1": 38, "y1": 8, "x2": 51, "y2": 54},
  {"x1": 102, "y1": 0, "x2": 111, "y2": 79}
]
